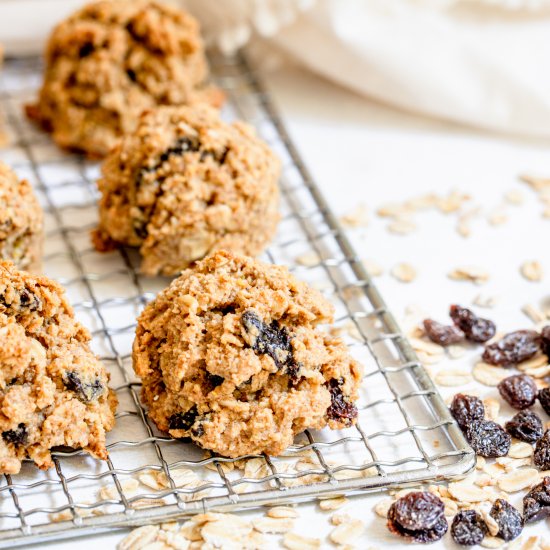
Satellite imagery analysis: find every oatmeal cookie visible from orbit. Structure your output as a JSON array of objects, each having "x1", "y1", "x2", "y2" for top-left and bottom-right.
[
  {"x1": 133, "y1": 251, "x2": 363, "y2": 458},
  {"x1": 0, "y1": 262, "x2": 117, "y2": 474},
  {"x1": 93, "y1": 105, "x2": 280, "y2": 276},
  {"x1": 26, "y1": 0, "x2": 223, "y2": 157},
  {"x1": 0, "y1": 162, "x2": 43, "y2": 272}
]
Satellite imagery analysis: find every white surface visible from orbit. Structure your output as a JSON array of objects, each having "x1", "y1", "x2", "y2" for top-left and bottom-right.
[{"x1": 44, "y1": 65, "x2": 550, "y2": 548}]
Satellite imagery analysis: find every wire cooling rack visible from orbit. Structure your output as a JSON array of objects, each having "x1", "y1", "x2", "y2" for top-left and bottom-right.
[{"x1": 0, "y1": 53, "x2": 474, "y2": 547}]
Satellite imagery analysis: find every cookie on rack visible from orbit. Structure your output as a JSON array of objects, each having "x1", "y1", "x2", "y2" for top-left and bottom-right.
[
  {"x1": 92, "y1": 105, "x2": 280, "y2": 276},
  {"x1": 0, "y1": 262, "x2": 117, "y2": 474},
  {"x1": 133, "y1": 251, "x2": 363, "y2": 458},
  {"x1": 26, "y1": 0, "x2": 223, "y2": 158},
  {"x1": 0, "y1": 162, "x2": 43, "y2": 272}
]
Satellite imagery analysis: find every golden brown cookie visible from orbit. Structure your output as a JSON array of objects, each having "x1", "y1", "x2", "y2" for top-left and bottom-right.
[
  {"x1": 0, "y1": 262, "x2": 117, "y2": 474},
  {"x1": 0, "y1": 162, "x2": 43, "y2": 272},
  {"x1": 26, "y1": 0, "x2": 223, "y2": 157},
  {"x1": 93, "y1": 105, "x2": 280, "y2": 276},
  {"x1": 133, "y1": 251, "x2": 362, "y2": 458}
]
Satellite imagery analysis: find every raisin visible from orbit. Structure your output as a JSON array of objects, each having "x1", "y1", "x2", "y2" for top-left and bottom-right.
[
  {"x1": 158, "y1": 137, "x2": 199, "y2": 164},
  {"x1": 241, "y1": 310, "x2": 299, "y2": 379},
  {"x1": 450, "y1": 394, "x2": 485, "y2": 430},
  {"x1": 2, "y1": 423, "x2": 27, "y2": 447},
  {"x1": 497, "y1": 374, "x2": 538, "y2": 410},
  {"x1": 534, "y1": 430, "x2": 550, "y2": 470},
  {"x1": 326, "y1": 378, "x2": 358, "y2": 426},
  {"x1": 191, "y1": 422, "x2": 205, "y2": 437},
  {"x1": 18, "y1": 288, "x2": 41, "y2": 311},
  {"x1": 64, "y1": 371, "x2": 104, "y2": 402},
  {"x1": 1, "y1": 288, "x2": 42, "y2": 312},
  {"x1": 387, "y1": 492, "x2": 447, "y2": 543},
  {"x1": 450, "y1": 510, "x2": 487, "y2": 546},
  {"x1": 206, "y1": 373, "x2": 224, "y2": 389},
  {"x1": 466, "y1": 420, "x2": 511, "y2": 458},
  {"x1": 390, "y1": 491, "x2": 444, "y2": 530},
  {"x1": 79, "y1": 43, "x2": 94, "y2": 57},
  {"x1": 505, "y1": 411, "x2": 543, "y2": 443},
  {"x1": 523, "y1": 476, "x2": 550, "y2": 524},
  {"x1": 387, "y1": 514, "x2": 448, "y2": 544},
  {"x1": 423, "y1": 319, "x2": 464, "y2": 346},
  {"x1": 482, "y1": 330, "x2": 541, "y2": 367},
  {"x1": 542, "y1": 326, "x2": 550, "y2": 358},
  {"x1": 449, "y1": 304, "x2": 496, "y2": 343},
  {"x1": 489, "y1": 499, "x2": 523, "y2": 541},
  {"x1": 538, "y1": 387, "x2": 550, "y2": 417},
  {"x1": 168, "y1": 406, "x2": 199, "y2": 431},
  {"x1": 201, "y1": 147, "x2": 229, "y2": 164}
]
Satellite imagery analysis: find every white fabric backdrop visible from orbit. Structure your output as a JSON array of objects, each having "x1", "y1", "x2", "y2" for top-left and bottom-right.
[{"x1": 2, "y1": 0, "x2": 550, "y2": 137}]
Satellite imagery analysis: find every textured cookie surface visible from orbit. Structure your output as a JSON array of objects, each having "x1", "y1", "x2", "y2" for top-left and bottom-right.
[
  {"x1": 133, "y1": 251, "x2": 362, "y2": 458},
  {"x1": 93, "y1": 105, "x2": 280, "y2": 276},
  {"x1": 26, "y1": 0, "x2": 222, "y2": 157},
  {"x1": 0, "y1": 262, "x2": 116, "y2": 474},
  {"x1": 0, "y1": 162, "x2": 43, "y2": 272}
]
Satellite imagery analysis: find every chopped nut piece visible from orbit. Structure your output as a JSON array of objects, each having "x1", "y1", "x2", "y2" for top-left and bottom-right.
[{"x1": 391, "y1": 263, "x2": 417, "y2": 283}]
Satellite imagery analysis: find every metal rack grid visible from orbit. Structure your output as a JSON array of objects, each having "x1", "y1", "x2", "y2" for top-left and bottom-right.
[{"x1": 0, "y1": 52, "x2": 474, "y2": 547}]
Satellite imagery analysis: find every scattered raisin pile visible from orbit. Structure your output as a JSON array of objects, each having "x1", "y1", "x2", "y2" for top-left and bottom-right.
[
  {"x1": 384, "y1": 308, "x2": 550, "y2": 545},
  {"x1": 449, "y1": 393, "x2": 510, "y2": 457}
]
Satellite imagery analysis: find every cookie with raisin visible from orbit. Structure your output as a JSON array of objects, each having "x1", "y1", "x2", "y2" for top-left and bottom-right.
[
  {"x1": 26, "y1": 0, "x2": 223, "y2": 157},
  {"x1": 0, "y1": 162, "x2": 43, "y2": 272},
  {"x1": 133, "y1": 251, "x2": 363, "y2": 457},
  {"x1": 93, "y1": 105, "x2": 280, "y2": 276},
  {"x1": 0, "y1": 262, "x2": 117, "y2": 474}
]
